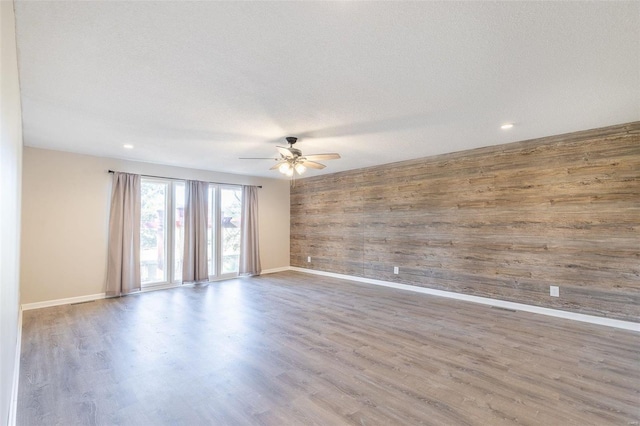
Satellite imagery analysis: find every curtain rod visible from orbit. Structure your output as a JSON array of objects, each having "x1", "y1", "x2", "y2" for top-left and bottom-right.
[{"x1": 108, "y1": 170, "x2": 262, "y2": 188}]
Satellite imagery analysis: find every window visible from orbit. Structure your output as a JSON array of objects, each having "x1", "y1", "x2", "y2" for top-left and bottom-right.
[
  {"x1": 140, "y1": 178, "x2": 241, "y2": 285},
  {"x1": 140, "y1": 179, "x2": 184, "y2": 287},
  {"x1": 207, "y1": 185, "x2": 242, "y2": 280},
  {"x1": 173, "y1": 182, "x2": 185, "y2": 281},
  {"x1": 140, "y1": 180, "x2": 168, "y2": 285},
  {"x1": 220, "y1": 186, "x2": 242, "y2": 275}
]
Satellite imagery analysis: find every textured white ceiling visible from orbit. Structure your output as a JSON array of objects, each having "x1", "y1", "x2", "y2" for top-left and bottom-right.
[{"x1": 14, "y1": 1, "x2": 640, "y2": 179}]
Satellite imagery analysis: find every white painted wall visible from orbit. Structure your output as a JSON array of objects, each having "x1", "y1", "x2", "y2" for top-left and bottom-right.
[
  {"x1": 0, "y1": 1, "x2": 24, "y2": 423},
  {"x1": 20, "y1": 147, "x2": 290, "y2": 304}
]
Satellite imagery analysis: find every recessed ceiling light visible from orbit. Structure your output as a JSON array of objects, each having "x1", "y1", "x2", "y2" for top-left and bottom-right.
[
  {"x1": 123, "y1": 144, "x2": 134, "y2": 149},
  {"x1": 501, "y1": 123, "x2": 514, "y2": 130}
]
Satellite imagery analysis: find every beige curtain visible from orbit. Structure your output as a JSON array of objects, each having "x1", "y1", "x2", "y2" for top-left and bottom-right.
[
  {"x1": 106, "y1": 172, "x2": 141, "y2": 296},
  {"x1": 239, "y1": 185, "x2": 261, "y2": 276},
  {"x1": 182, "y1": 180, "x2": 209, "y2": 282}
]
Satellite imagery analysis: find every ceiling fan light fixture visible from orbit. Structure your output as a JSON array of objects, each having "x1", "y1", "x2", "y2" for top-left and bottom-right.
[
  {"x1": 285, "y1": 167, "x2": 294, "y2": 177},
  {"x1": 279, "y1": 162, "x2": 291, "y2": 174},
  {"x1": 294, "y1": 163, "x2": 306, "y2": 174}
]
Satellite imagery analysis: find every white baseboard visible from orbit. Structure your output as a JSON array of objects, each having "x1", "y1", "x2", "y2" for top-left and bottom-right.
[
  {"x1": 21, "y1": 293, "x2": 107, "y2": 311},
  {"x1": 20, "y1": 283, "x2": 188, "y2": 309},
  {"x1": 289, "y1": 267, "x2": 640, "y2": 332},
  {"x1": 261, "y1": 266, "x2": 291, "y2": 275},
  {"x1": 19, "y1": 267, "x2": 638, "y2": 332},
  {"x1": 17, "y1": 267, "x2": 290, "y2": 311},
  {"x1": 8, "y1": 306, "x2": 23, "y2": 426}
]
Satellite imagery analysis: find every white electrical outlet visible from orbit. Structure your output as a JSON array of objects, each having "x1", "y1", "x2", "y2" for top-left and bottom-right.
[
  {"x1": 550, "y1": 286, "x2": 559, "y2": 297},
  {"x1": 393, "y1": 266, "x2": 399, "y2": 274},
  {"x1": 307, "y1": 256, "x2": 311, "y2": 263}
]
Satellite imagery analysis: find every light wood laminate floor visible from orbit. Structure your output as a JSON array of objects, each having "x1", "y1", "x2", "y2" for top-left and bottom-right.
[{"x1": 18, "y1": 271, "x2": 640, "y2": 425}]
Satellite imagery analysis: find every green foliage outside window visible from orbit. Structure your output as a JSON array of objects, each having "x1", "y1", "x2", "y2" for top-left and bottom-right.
[{"x1": 141, "y1": 182, "x2": 166, "y2": 250}]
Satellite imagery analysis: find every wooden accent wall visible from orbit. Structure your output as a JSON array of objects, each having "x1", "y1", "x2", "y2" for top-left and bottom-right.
[{"x1": 291, "y1": 122, "x2": 640, "y2": 322}]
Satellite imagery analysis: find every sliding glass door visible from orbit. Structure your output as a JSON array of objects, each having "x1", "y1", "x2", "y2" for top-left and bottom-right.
[
  {"x1": 220, "y1": 186, "x2": 242, "y2": 276},
  {"x1": 141, "y1": 179, "x2": 167, "y2": 286},
  {"x1": 140, "y1": 179, "x2": 185, "y2": 287},
  {"x1": 141, "y1": 179, "x2": 241, "y2": 285},
  {"x1": 208, "y1": 185, "x2": 242, "y2": 280},
  {"x1": 173, "y1": 182, "x2": 185, "y2": 282}
]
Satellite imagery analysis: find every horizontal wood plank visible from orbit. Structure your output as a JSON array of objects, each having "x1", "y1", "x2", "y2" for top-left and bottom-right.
[{"x1": 291, "y1": 122, "x2": 640, "y2": 321}]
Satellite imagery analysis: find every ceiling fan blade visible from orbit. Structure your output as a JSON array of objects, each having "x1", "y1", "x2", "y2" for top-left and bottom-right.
[
  {"x1": 269, "y1": 161, "x2": 286, "y2": 170},
  {"x1": 276, "y1": 146, "x2": 294, "y2": 158},
  {"x1": 301, "y1": 160, "x2": 326, "y2": 170},
  {"x1": 239, "y1": 157, "x2": 279, "y2": 160},
  {"x1": 302, "y1": 153, "x2": 341, "y2": 161}
]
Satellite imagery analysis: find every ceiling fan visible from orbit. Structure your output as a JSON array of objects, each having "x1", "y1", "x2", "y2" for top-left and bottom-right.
[{"x1": 240, "y1": 136, "x2": 341, "y2": 178}]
